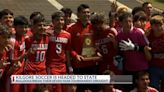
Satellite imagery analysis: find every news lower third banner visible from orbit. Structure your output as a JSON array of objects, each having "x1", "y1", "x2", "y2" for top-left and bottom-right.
[{"x1": 11, "y1": 75, "x2": 132, "y2": 84}]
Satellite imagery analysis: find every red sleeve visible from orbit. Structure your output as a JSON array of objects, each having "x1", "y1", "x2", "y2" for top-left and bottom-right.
[
  {"x1": 67, "y1": 25, "x2": 78, "y2": 58},
  {"x1": 66, "y1": 33, "x2": 72, "y2": 51},
  {"x1": 71, "y1": 50, "x2": 78, "y2": 58}
]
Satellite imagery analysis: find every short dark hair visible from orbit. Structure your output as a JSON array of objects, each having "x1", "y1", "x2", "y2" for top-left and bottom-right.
[
  {"x1": 119, "y1": 12, "x2": 132, "y2": 22},
  {"x1": 135, "y1": 71, "x2": 149, "y2": 80},
  {"x1": 132, "y1": 6, "x2": 145, "y2": 16},
  {"x1": 61, "y1": 8, "x2": 72, "y2": 17},
  {"x1": 14, "y1": 16, "x2": 28, "y2": 26},
  {"x1": 51, "y1": 11, "x2": 65, "y2": 20},
  {"x1": 0, "y1": 9, "x2": 14, "y2": 19},
  {"x1": 133, "y1": 12, "x2": 147, "y2": 22},
  {"x1": 142, "y1": 2, "x2": 152, "y2": 7},
  {"x1": 32, "y1": 15, "x2": 45, "y2": 25},
  {"x1": 30, "y1": 12, "x2": 44, "y2": 20},
  {"x1": 77, "y1": 4, "x2": 89, "y2": 13}
]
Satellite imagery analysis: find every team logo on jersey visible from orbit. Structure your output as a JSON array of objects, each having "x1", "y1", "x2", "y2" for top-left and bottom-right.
[
  {"x1": 32, "y1": 44, "x2": 48, "y2": 50},
  {"x1": 49, "y1": 36, "x2": 68, "y2": 43}
]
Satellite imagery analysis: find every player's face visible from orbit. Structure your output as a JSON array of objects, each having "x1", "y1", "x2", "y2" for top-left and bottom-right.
[
  {"x1": 33, "y1": 21, "x2": 46, "y2": 35},
  {"x1": 78, "y1": 8, "x2": 91, "y2": 22},
  {"x1": 134, "y1": 19, "x2": 146, "y2": 30},
  {"x1": 144, "y1": 4, "x2": 153, "y2": 16},
  {"x1": 15, "y1": 25, "x2": 28, "y2": 36},
  {"x1": 64, "y1": 14, "x2": 71, "y2": 24},
  {"x1": 52, "y1": 17, "x2": 65, "y2": 30},
  {"x1": 152, "y1": 22, "x2": 163, "y2": 32},
  {"x1": 136, "y1": 75, "x2": 150, "y2": 89},
  {"x1": 121, "y1": 17, "x2": 133, "y2": 31},
  {"x1": 0, "y1": 14, "x2": 14, "y2": 27}
]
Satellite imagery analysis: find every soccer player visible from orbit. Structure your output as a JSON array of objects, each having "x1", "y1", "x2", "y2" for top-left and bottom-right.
[
  {"x1": 24, "y1": 15, "x2": 49, "y2": 92},
  {"x1": 46, "y1": 11, "x2": 71, "y2": 92},
  {"x1": 142, "y1": 2, "x2": 153, "y2": 20},
  {"x1": 99, "y1": 70, "x2": 122, "y2": 92},
  {"x1": 0, "y1": 9, "x2": 14, "y2": 28},
  {"x1": 90, "y1": 13, "x2": 121, "y2": 74},
  {"x1": 117, "y1": 12, "x2": 149, "y2": 91},
  {"x1": 67, "y1": 4, "x2": 101, "y2": 92},
  {"x1": 0, "y1": 24, "x2": 12, "y2": 92},
  {"x1": 130, "y1": 71, "x2": 158, "y2": 92},
  {"x1": 133, "y1": 12, "x2": 147, "y2": 33},
  {"x1": 142, "y1": 2, "x2": 153, "y2": 31},
  {"x1": 29, "y1": 11, "x2": 44, "y2": 26},
  {"x1": 5, "y1": 16, "x2": 29, "y2": 92},
  {"x1": 0, "y1": 9, "x2": 15, "y2": 35},
  {"x1": 61, "y1": 8, "x2": 75, "y2": 30},
  {"x1": 28, "y1": 12, "x2": 44, "y2": 37},
  {"x1": 145, "y1": 15, "x2": 164, "y2": 92}
]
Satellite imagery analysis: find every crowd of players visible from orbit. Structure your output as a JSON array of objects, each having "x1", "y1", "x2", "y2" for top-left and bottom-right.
[{"x1": 0, "y1": 1, "x2": 164, "y2": 92}]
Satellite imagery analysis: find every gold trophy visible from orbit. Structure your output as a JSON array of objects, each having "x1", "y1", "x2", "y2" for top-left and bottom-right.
[{"x1": 81, "y1": 32, "x2": 102, "y2": 62}]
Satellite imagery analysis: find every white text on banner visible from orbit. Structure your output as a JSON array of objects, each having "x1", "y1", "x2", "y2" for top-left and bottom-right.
[{"x1": 11, "y1": 75, "x2": 110, "y2": 84}]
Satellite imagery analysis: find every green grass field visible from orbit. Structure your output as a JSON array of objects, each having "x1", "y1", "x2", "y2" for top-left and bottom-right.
[{"x1": 152, "y1": 0, "x2": 164, "y2": 10}]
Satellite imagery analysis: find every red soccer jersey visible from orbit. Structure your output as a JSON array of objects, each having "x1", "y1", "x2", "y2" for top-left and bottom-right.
[
  {"x1": 147, "y1": 29, "x2": 164, "y2": 67},
  {"x1": 67, "y1": 21, "x2": 98, "y2": 68},
  {"x1": 11, "y1": 36, "x2": 26, "y2": 74},
  {"x1": 25, "y1": 35, "x2": 49, "y2": 71},
  {"x1": 46, "y1": 30, "x2": 71, "y2": 73},
  {"x1": 144, "y1": 21, "x2": 151, "y2": 31},
  {"x1": 93, "y1": 28, "x2": 120, "y2": 74}
]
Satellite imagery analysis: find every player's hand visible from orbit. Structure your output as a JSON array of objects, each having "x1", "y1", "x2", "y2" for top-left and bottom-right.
[
  {"x1": 0, "y1": 60, "x2": 10, "y2": 68},
  {"x1": 97, "y1": 52, "x2": 102, "y2": 57},
  {"x1": 144, "y1": 46, "x2": 151, "y2": 54},
  {"x1": 5, "y1": 44, "x2": 14, "y2": 51},
  {"x1": 119, "y1": 38, "x2": 135, "y2": 51},
  {"x1": 13, "y1": 61, "x2": 22, "y2": 68},
  {"x1": 75, "y1": 55, "x2": 84, "y2": 62},
  {"x1": 144, "y1": 45, "x2": 151, "y2": 52},
  {"x1": 7, "y1": 61, "x2": 22, "y2": 75}
]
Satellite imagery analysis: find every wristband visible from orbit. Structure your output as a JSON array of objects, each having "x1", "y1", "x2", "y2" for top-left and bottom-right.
[
  {"x1": 134, "y1": 45, "x2": 145, "y2": 52},
  {"x1": 139, "y1": 45, "x2": 145, "y2": 52},
  {"x1": 134, "y1": 45, "x2": 139, "y2": 51}
]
